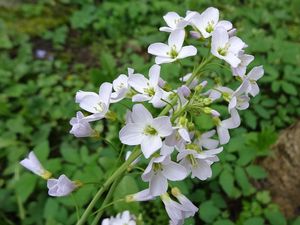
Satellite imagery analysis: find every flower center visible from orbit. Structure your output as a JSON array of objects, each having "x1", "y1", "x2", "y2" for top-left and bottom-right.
[
  {"x1": 168, "y1": 46, "x2": 178, "y2": 59},
  {"x1": 153, "y1": 162, "x2": 162, "y2": 172},
  {"x1": 144, "y1": 125, "x2": 158, "y2": 136},
  {"x1": 217, "y1": 43, "x2": 230, "y2": 56},
  {"x1": 187, "y1": 154, "x2": 198, "y2": 168},
  {"x1": 144, "y1": 87, "x2": 155, "y2": 97},
  {"x1": 94, "y1": 102, "x2": 105, "y2": 112},
  {"x1": 205, "y1": 21, "x2": 215, "y2": 33}
]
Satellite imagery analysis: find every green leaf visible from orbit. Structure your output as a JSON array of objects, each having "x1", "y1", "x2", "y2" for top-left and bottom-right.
[
  {"x1": 199, "y1": 200, "x2": 220, "y2": 223},
  {"x1": 234, "y1": 166, "x2": 253, "y2": 195},
  {"x1": 264, "y1": 209, "x2": 287, "y2": 225},
  {"x1": 213, "y1": 219, "x2": 235, "y2": 225},
  {"x1": 44, "y1": 198, "x2": 59, "y2": 219},
  {"x1": 281, "y1": 81, "x2": 298, "y2": 96},
  {"x1": 60, "y1": 142, "x2": 81, "y2": 164},
  {"x1": 244, "y1": 217, "x2": 265, "y2": 225},
  {"x1": 219, "y1": 170, "x2": 234, "y2": 197},
  {"x1": 33, "y1": 140, "x2": 50, "y2": 161},
  {"x1": 15, "y1": 174, "x2": 37, "y2": 202},
  {"x1": 246, "y1": 165, "x2": 267, "y2": 179}
]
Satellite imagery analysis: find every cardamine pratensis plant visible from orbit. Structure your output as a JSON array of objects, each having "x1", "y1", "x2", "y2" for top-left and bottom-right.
[{"x1": 20, "y1": 7, "x2": 264, "y2": 225}]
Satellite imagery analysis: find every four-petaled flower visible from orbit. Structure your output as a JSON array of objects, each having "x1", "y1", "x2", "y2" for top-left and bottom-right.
[
  {"x1": 148, "y1": 30, "x2": 197, "y2": 64},
  {"x1": 160, "y1": 11, "x2": 197, "y2": 32},
  {"x1": 47, "y1": 174, "x2": 77, "y2": 197},
  {"x1": 119, "y1": 104, "x2": 173, "y2": 158},
  {"x1": 211, "y1": 27, "x2": 246, "y2": 67},
  {"x1": 69, "y1": 111, "x2": 93, "y2": 137}
]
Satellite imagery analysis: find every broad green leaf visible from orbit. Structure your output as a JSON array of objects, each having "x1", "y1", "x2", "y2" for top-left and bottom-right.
[
  {"x1": 264, "y1": 209, "x2": 287, "y2": 225},
  {"x1": 244, "y1": 217, "x2": 265, "y2": 225},
  {"x1": 199, "y1": 200, "x2": 220, "y2": 223},
  {"x1": 246, "y1": 165, "x2": 267, "y2": 179}
]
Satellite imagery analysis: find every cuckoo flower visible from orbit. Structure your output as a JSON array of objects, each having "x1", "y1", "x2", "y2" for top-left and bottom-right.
[
  {"x1": 128, "y1": 64, "x2": 169, "y2": 108},
  {"x1": 110, "y1": 68, "x2": 133, "y2": 103},
  {"x1": 245, "y1": 65, "x2": 264, "y2": 97},
  {"x1": 69, "y1": 111, "x2": 93, "y2": 138},
  {"x1": 126, "y1": 189, "x2": 155, "y2": 202},
  {"x1": 231, "y1": 51, "x2": 254, "y2": 77},
  {"x1": 101, "y1": 211, "x2": 136, "y2": 225},
  {"x1": 159, "y1": 11, "x2": 197, "y2": 32},
  {"x1": 20, "y1": 151, "x2": 51, "y2": 179},
  {"x1": 216, "y1": 109, "x2": 240, "y2": 145},
  {"x1": 142, "y1": 155, "x2": 187, "y2": 196},
  {"x1": 119, "y1": 104, "x2": 173, "y2": 158},
  {"x1": 171, "y1": 187, "x2": 198, "y2": 218},
  {"x1": 195, "y1": 130, "x2": 219, "y2": 150},
  {"x1": 190, "y1": 7, "x2": 232, "y2": 38},
  {"x1": 148, "y1": 30, "x2": 197, "y2": 64},
  {"x1": 178, "y1": 146, "x2": 223, "y2": 180},
  {"x1": 75, "y1": 82, "x2": 112, "y2": 122},
  {"x1": 211, "y1": 27, "x2": 246, "y2": 67},
  {"x1": 47, "y1": 174, "x2": 77, "y2": 197}
]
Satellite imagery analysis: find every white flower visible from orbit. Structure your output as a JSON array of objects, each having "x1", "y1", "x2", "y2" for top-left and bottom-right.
[
  {"x1": 231, "y1": 51, "x2": 254, "y2": 77},
  {"x1": 75, "y1": 82, "x2": 112, "y2": 122},
  {"x1": 245, "y1": 65, "x2": 264, "y2": 97},
  {"x1": 195, "y1": 130, "x2": 219, "y2": 150},
  {"x1": 69, "y1": 111, "x2": 93, "y2": 137},
  {"x1": 210, "y1": 80, "x2": 250, "y2": 112},
  {"x1": 128, "y1": 64, "x2": 169, "y2": 108},
  {"x1": 211, "y1": 27, "x2": 246, "y2": 67},
  {"x1": 178, "y1": 147, "x2": 223, "y2": 180},
  {"x1": 142, "y1": 155, "x2": 187, "y2": 196},
  {"x1": 148, "y1": 30, "x2": 197, "y2": 64},
  {"x1": 171, "y1": 187, "x2": 198, "y2": 218},
  {"x1": 216, "y1": 109, "x2": 241, "y2": 145},
  {"x1": 161, "y1": 193, "x2": 187, "y2": 225},
  {"x1": 110, "y1": 68, "x2": 133, "y2": 103},
  {"x1": 126, "y1": 188, "x2": 155, "y2": 202},
  {"x1": 159, "y1": 11, "x2": 196, "y2": 33},
  {"x1": 47, "y1": 174, "x2": 76, "y2": 197},
  {"x1": 101, "y1": 211, "x2": 136, "y2": 225},
  {"x1": 119, "y1": 104, "x2": 173, "y2": 158},
  {"x1": 20, "y1": 151, "x2": 51, "y2": 179},
  {"x1": 190, "y1": 7, "x2": 232, "y2": 38}
]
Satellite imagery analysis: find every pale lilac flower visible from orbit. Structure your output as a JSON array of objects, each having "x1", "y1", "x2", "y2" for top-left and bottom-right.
[
  {"x1": 47, "y1": 174, "x2": 76, "y2": 197},
  {"x1": 36, "y1": 49, "x2": 47, "y2": 59},
  {"x1": 245, "y1": 66, "x2": 264, "y2": 97},
  {"x1": 126, "y1": 188, "x2": 155, "y2": 202},
  {"x1": 20, "y1": 151, "x2": 51, "y2": 179},
  {"x1": 231, "y1": 51, "x2": 254, "y2": 77},
  {"x1": 195, "y1": 130, "x2": 219, "y2": 150},
  {"x1": 148, "y1": 30, "x2": 197, "y2": 64},
  {"x1": 190, "y1": 7, "x2": 232, "y2": 38},
  {"x1": 69, "y1": 111, "x2": 93, "y2": 137},
  {"x1": 178, "y1": 147, "x2": 223, "y2": 180},
  {"x1": 128, "y1": 65, "x2": 168, "y2": 108},
  {"x1": 161, "y1": 193, "x2": 190, "y2": 225},
  {"x1": 171, "y1": 187, "x2": 198, "y2": 218},
  {"x1": 110, "y1": 68, "x2": 133, "y2": 103},
  {"x1": 119, "y1": 104, "x2": 173, "y2": 158},
  {"x1": 101, "y1": 211, "x2": 136, "y2": 225},
  {"x1": 142, "y1": 155, "x2": 187, "y2": 196},
  {"x1": 159, "y1": 11, "x2": 197, "y2": 32},
  {"x1": 216, "y1": 109, "x2": 240, "y2": 145},
  {"x1": 211, "y1": 27, "x2": 246, "y2": 67},
  {"x1": 75, "y1": 82, "x2": 112, "y2": 122}
]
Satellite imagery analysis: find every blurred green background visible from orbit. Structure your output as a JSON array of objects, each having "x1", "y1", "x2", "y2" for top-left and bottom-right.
[{"x1": 0, "y1": 0, "x2": 300, "y2": 224}]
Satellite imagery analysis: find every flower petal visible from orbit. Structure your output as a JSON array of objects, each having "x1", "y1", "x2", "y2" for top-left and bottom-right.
[
  {"x1": 162, "y1": 162, "x2": 187, "y2": 181},
  {"x1": 131, "y1": 104, "x2": 153, "y2": 123},
  {"x1": 119, "y1": 123, "x2": 145, "y2": 145},
  {"x1": 177, "y1": 46, "x2": 197, "y2": 59},
  {"x1": 149, "y1": 173, "x2": 168, "y2": 196},
  {"x1": 152, "y1": 116, "x2": 173, "y2": 137},
  {"x1": 141, "y1": 135, "x2": 162, "y2": 158},
  {"x1": 168, "y1": 30, "x2": 185, "y2": 50},
  {"x1": 148, "y1": 43, "x2": 170, "y2": 57},
  {"x1": 128, "y1": 74, "x2": 149, "y2": 93}
]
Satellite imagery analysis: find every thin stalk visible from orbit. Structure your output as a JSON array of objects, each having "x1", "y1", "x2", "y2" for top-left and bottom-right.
[
  {"x1": 91, "y1": 177, "x2": 122, "y2": 225},
  {"x1": 76, "y1": 148, "x2": 141, "y2": 225}
]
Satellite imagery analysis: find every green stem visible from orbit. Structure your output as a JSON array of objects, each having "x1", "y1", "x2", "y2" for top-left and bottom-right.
[
  {"x1": 76, "y1": 148, "x2": 141, "y2": 225},
  {"x1": 91, "y1": 177, "x2": 122, "y2": 225}
]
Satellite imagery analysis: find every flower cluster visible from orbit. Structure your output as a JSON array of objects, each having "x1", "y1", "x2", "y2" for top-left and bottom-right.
[
  {"x1": 20, "y1": 6, "x2": 264, "y2": 225},
  {"x1": 101, "y1": 210, "x2": 136, "y2": 225}
]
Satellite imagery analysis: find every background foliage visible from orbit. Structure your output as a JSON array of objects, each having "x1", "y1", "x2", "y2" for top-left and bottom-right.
[{"x1": 0, "y1": 0, "x2": 299, "y2": 224}]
